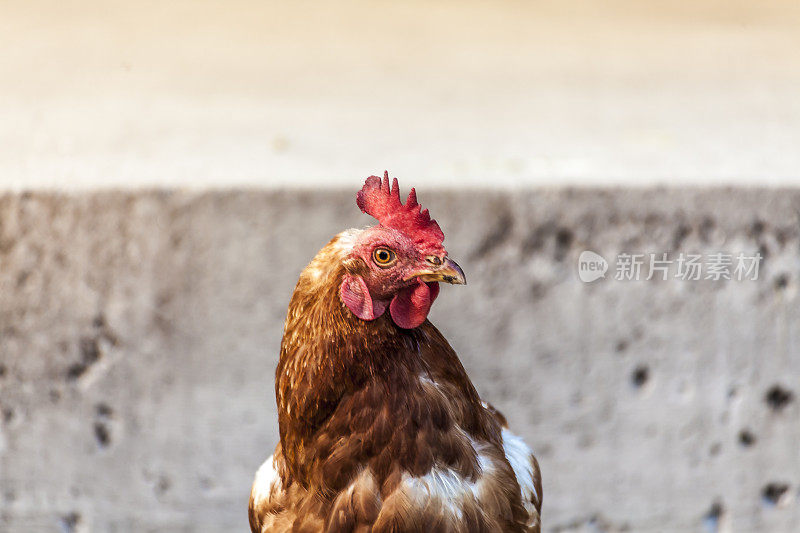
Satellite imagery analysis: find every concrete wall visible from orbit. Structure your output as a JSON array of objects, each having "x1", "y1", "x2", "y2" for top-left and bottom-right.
[{"x1": 1, "y1": 189, "x2": 800, "y2": 532}]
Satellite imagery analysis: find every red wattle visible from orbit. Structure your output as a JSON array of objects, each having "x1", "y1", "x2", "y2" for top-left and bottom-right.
[{"x1": 389, "y1": 280, "x2": 439, "y2": 329}]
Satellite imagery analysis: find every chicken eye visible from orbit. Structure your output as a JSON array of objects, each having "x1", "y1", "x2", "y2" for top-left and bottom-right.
[{"x1": 372, "y1": 247, "x2": 396, "y2": 267}]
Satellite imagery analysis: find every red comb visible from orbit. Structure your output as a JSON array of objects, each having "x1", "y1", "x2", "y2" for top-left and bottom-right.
[{"x1": 356, "y1": 171, "x2": 445, "y2": 254}]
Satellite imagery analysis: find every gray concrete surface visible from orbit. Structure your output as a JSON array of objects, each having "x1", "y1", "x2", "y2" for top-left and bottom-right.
[
  {"x1": 2, "y1": 0, "x2": 800, "y2": 190},
  {"x1": 1, "y1": 188, "x2": 800, "y2": 532}
]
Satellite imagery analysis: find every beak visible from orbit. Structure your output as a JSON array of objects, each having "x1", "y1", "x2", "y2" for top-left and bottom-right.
[{"x1": 410, "y1": 257, "x2": 467, "y2": 285}]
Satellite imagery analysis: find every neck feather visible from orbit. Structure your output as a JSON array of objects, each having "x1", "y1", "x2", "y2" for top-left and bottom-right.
[{"x1": 275, "y1": 231, "x2": 421, "y2": 474}]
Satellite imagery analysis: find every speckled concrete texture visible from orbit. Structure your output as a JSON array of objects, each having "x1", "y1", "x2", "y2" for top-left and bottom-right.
[{"x1": 1, "y1": 189, "x2": 799, "y2": 532}]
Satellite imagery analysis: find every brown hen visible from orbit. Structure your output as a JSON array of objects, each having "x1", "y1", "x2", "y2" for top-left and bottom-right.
[{"x1": 250, "y1": 174, "x2": 542, "y2": 532}]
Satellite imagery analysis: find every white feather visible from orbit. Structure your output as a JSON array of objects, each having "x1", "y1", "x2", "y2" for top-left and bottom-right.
[
  {"x1": 251, "y1": 454, "x2": 281, "y2": 507},
  {"x1": 501, "y1": 428, "x2": 539, "y2": 515}
]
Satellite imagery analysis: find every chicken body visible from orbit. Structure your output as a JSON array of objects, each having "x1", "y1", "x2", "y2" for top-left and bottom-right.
[{"x1": 249, "y1": 227, "x2": 542, "y2": 533}]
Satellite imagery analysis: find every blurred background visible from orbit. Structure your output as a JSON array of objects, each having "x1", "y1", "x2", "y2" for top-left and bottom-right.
[{"x1": 1, "y1": 1, "x2": 800, "y2": 532}]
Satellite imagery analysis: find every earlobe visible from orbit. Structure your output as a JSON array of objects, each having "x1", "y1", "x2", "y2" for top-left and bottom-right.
[{"x1": 339, "y1": 274, "x2": 388, "y2": 321}]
